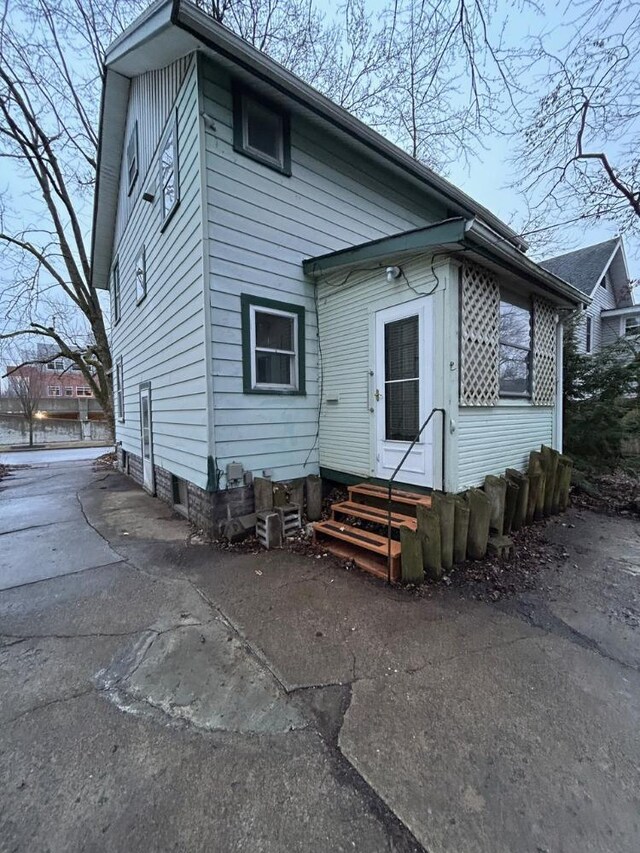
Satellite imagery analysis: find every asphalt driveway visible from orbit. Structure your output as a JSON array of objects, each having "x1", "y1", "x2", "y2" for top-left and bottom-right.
[{"x1": 1, "y1": 455, "x2": 639, "y2": 852}]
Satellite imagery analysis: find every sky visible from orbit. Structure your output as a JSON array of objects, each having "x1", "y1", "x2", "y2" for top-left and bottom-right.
[{"x1": 1, "y1": 0, "x2": 638, "y2": 339}]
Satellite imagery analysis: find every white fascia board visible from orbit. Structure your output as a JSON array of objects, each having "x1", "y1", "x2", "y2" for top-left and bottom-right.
[{"x1": 600, "y1": 305, "x2": 640, "y2": 317}]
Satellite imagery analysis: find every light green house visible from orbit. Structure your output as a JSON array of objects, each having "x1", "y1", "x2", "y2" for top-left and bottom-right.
[{"x1": 91, "y1": 0, "x2": 586, "y2": 536}]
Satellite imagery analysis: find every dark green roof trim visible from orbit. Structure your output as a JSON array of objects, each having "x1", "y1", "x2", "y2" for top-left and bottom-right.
[
  {"x1": 304, "y1": 216, "x2": 587, "y2": 307},
  {"x1": 303, "y1": 218, "x2": 468, "y2": 276}
]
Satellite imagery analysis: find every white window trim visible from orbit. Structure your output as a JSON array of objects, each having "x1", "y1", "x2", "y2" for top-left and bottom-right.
[
  {"x1": 159, "y1": 113, "x2": 179, "y2": 230},
  {"x1": 116, "y1": 356, "x2": 125, "y2": 423},
  {"x1": 112, "y1": 260, "x2": 121, "y2": 325},
  {"x1": 48, "y1": 386, "x2": 61, "y2": 396},
  {"x1": 249, "y1": 304, "x2": 299, "y2": 392},
  {"x1": 136, "y1": 247, "x2": 147, "y2": 305},
  {"x1": 127, "y1": 121, "x2": 139, "y2": 195}
]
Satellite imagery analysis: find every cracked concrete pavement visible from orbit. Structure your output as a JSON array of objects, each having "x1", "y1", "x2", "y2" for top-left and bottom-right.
[{"x1": 1, "y1": 456, "x2": 639, "y2": 852}]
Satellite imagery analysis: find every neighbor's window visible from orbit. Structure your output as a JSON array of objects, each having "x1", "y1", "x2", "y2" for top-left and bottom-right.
[
  {"x1": 233, "y1": 86, "x2": 291, "y2": 175},
  {"x1": 116, "y1": 356, "x2": 124, "y2": 422},
  {"x1": 241, "y1": 294, "x2": 305, "y2": 394},
  {"x1": 127, "y1": 121, "x2": 139, "y2": 194},
  {"x1": 76, "y1": 386, "x2": 92, "y2": 397},
  {"x1": 135, "y1": 247, "x2": 147, "y2": 304},
  {"x1": 112, "y1": 260, "x2": 121, "y2": 325},
  {"x1": 48, "y1": 386, "x2": 61, "y2": 397},
  {"x1": 64, "y1": 387, "x2": 73, "y2": 396},
  {"x1": 625, "y1": 316, "x2": 640, "y2": 336},
  {"x1": 585, "y1": 315, "x2": 592, "y2": 353},
  {"x1": 499, "y1": 293, "x2": 532, "y2": 397},
  {"x1": 159, "y1": 116, "x2": 179, "y2": 227},
  {"x1": 47, "y1": 360, "x2": 64, "y2": 371}
]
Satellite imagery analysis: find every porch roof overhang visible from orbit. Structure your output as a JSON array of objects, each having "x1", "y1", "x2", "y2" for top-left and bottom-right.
[
  {"x1": 303, "y1": 217, "x2": 589, "y2": 309},
  {"x1": 601, "y1": 305, "x2": 640, "y2": 317}
]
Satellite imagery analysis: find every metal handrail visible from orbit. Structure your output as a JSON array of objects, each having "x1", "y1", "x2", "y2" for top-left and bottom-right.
[{"x1": 386, "y1": 407, "x2": 446, "y2": 583}]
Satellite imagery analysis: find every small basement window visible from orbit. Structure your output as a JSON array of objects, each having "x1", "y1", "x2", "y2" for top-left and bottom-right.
[
  {"x1": 159, "y1": 115, "x2": 179, "y2": 228},
  {"x1": 498, "y1": 292, "x2": 532, "y2": 397},
  {"x1": 127, "y1": 121, "x2": 138, "y2": 194},
  {"x1": 135, "y1": 247, "x2": 147, "y2": 304},
  {"x1": 233, "y1": 86, "x2": 291, "y2": 175},
  {"x1": 172, "y1": 475, "x2": 188, "y2": 517},
  {"x1": 241, "y1": 294, "x2": 305, "y2": 394}
]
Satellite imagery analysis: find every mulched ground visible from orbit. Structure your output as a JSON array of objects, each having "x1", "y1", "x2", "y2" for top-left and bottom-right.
[
  {"x1": 93, "y1": 451, "x2": 117, "y2": 471},
  {"x1": 571, "y1": 467, "x2": 640, "y2": 517}
]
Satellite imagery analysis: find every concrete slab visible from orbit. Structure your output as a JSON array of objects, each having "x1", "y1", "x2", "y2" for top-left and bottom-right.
[
  {"x1": 0, "y1": 445, "x2": 112, "y2": 466},
  {"x1": 98, "y1": 619, "x2": 306, "y2": 734},
  {"x1": 1, "y1": 693, "x2": 407, "y2": 853},
  {"x1": 0, "y1": 519, "x2": 120, "y2": 590},
  {"x1": 340, "y1": 633, "x2": 640, "y2": 853},
  {"x1": 0, "y1": 492, "x2": 79, "y2": 534}
]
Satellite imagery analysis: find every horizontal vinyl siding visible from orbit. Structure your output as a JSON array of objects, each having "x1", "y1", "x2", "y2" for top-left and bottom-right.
[
  {"x1": 457, "y1": 406, "x2": 554, "y2": 490},
  {"x1": 114, "y1": 56, "x2": 192, "y2": 246},
  {"x1": 202, "y1": 57, "x2": 446, "y2": 483},
  {"x1": 578, "y1": 276, "x2": 617, "y2": 354},
  {"x1": 112, "y1": 57, "x2": 209, "y2": 489},
  {"x1": 317, "y1": 258, "x2": 450, "y2": 482}
]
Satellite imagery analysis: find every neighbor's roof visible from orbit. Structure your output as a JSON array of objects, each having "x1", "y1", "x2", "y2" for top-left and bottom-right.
[
  {"x1": 304, "y1": 217, "x2": 587, "y2": 307},
  {"x1": 540, "y1": 239, "x2": 620, "y2": 297},
  {"x1": 91, "y1": 0, "x2": 529, "y2": 290}
]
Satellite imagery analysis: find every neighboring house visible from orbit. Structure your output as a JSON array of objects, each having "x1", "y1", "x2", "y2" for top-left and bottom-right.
[
  {"x1": 91, "y1": 0, "x2": 585, "y2": 538},
  {"x1": 541, "y1": 238, "x2": 639, "y2": 354},
  {"x1": 6, "y1": 362, "x2": 92, "y2": 399}
]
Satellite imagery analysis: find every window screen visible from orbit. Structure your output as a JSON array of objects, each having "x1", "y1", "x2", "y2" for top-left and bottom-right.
[
  {"x1": 384, "y1": 316, "x2": 419, "y2": 442},
  {"x1": 254, "y1": 310, "x2": 295, "y2": 387},
  {"x1": 245, "y1": 100, "x2": 283, "y2": 164}
]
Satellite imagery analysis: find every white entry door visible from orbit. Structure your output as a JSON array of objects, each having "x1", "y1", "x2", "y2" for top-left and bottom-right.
[
  {"x1": 374, "y1": 299, "x2": 433, "y2": 486},
  {"x1": 139, "y1": 384, "x2": 154, "y2": 493}
]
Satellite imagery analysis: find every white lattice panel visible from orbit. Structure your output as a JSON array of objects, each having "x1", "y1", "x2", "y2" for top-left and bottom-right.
[
  {"x1": 533, "y1": 298, "x2": 557, "y2": 405},
  {"x1": 460, "y1": 263, "x2": 500, "y2": 406}
]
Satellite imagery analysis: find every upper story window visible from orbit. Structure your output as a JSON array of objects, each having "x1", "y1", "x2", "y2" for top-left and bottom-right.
[
  {"x1": 112, "y1": 260, "x2": 121, "y2": 325},
  {"x1": 233, "y1": 85, "x2": 291, "y2": 175},
  {"x1": 48, "y1": 386, "x2": 61, "y2": 397},
  {"x1": 159, "y1": 116, "x2": 179, "y2": 228},
  {"x1": 625, "y1": 316, "x2": 640, "y2": 336},
  {"x1": 135, "y1": 247, "x2": 147, "y2": 304},
  {"x1": 76, "y1": 386, "x2": 92, "y2": 397},
  {"x1": 47, "y1": 360, "x2": 64, "y2": 371},
  {"x1": 498, "y1": 292, "x2": 532, "y2": 397},
  {"x1": 241, "y1": 294, "x2": 305, "y2": 395},
  {"x1": 64, "y1": 387, "x2": 73, "y2": 396},
  {"x1": 600, "y1": 272, "x2": 609, "y2": 289},
  {"x1": 115, "y1": 356, "x2": 124, "y2": 422},
  {"x1": 127, "y1": 121, "x2": 139, "y2": 194},
  {"x1": 585, "y1": 315, "x2": 592, "y2": 352}
]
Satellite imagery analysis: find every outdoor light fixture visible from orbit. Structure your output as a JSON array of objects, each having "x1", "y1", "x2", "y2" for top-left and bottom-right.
[{"x1": 386, "y1": 265, "x2": 402, "y2": 282}]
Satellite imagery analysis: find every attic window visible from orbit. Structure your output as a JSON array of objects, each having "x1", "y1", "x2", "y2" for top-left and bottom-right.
[
  {"x1": 601, "y1": 272, "x2": 609, "y2": 289},
  {"x1": 127, "y1": 122, "x2": 138, "y2": 194},
  {"x1": 233, "y1": 86, "x2": 291, "y2": 175}
]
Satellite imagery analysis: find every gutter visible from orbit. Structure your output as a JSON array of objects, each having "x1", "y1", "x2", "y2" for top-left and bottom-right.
[
  {"x1": 464, "y1": 220, "x2": 589, "y2": 307},
  {"x1": 170, "y1": 0, "x2": 527, "y2": 252}
]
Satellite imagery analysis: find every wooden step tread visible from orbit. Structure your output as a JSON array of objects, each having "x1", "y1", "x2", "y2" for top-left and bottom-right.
[
  {"x1": 348, "y1": 483, "x2": 431, "y2": 507},
  {"x1": 313, "y1": 539, "x2": 401, "y2": 582},
  {"x1": 331, "y1": 501, "x2": 417, "y2": 530},
  {"x1": 313, "y1": 520, "x2": 401, "y2": 557}
]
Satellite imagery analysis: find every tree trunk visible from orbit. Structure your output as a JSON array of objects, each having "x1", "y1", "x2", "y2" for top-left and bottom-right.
[{"x1": 28, "y1": 418, "x2": 34, "y2": 447}]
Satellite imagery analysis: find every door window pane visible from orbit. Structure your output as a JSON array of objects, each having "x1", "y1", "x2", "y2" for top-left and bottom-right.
[
  {"x1": 385, "y1": 380, "x2": 419, "y2": 441},
  {"x1": 384, "y1": 315, "x2": 420, "y2": 441},
  {"x1": 385, "y1": 316, "x2": 419, "y2": 381}
]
